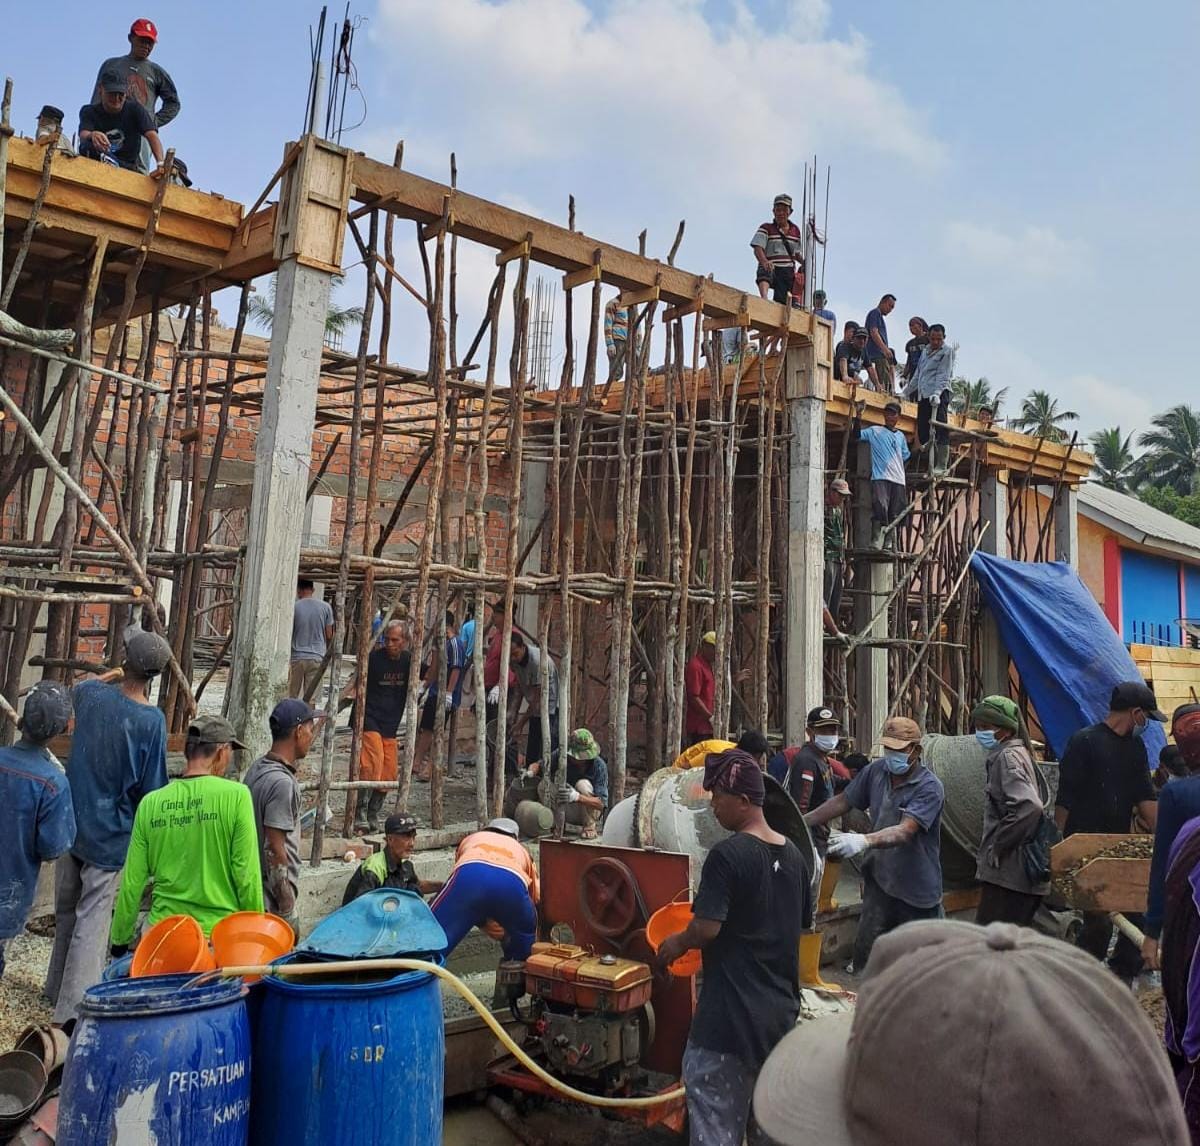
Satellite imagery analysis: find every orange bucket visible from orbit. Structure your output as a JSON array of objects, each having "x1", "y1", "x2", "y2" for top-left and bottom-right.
[
  {"x1": 131, "y1": 915, "x2": 215, "y2": 978},
  {"x1": 211, "y1": 912, "x2": 296, "y2": 982},
  {"x1": 647, "y1": 899, "x2": 701, "y2": 977}
]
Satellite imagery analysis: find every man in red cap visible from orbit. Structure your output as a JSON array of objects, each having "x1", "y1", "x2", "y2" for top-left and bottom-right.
[{"x1": 93, "y1": 18, "x2": 180, "y2": 173}]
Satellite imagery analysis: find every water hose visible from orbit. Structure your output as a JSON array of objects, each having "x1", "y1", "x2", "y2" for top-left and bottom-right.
[{"x1": 196, "y1": 957, "x2": 687, "y2": 1110}]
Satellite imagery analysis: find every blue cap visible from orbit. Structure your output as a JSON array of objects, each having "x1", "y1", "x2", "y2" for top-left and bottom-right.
[{"x1": 269, "y1": 698, "x2": 323, "y2": 737}]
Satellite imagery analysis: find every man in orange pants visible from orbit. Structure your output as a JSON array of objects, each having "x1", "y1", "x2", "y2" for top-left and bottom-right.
[{"x1": 354, "y1": 620, "x2": 411, "y2": 833}]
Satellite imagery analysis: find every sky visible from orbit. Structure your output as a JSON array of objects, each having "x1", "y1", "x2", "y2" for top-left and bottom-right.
[{"x1": 8, "y1": 0, "x2": 1198, "y2": 443}]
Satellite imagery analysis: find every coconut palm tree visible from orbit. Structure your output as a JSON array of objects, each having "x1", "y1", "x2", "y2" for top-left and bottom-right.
[
  {"x1": 248, "y1": 274, "x2": 365, "y2": 350},
  {"x1": 1088, "y1": 427, "x2": 1138, "y2": 492},
  {"x1": 1136, "y1": 405, "x2": 1200, "y2": 495},
  {"x1": 951, "y1": 376, "x2": 1007, "y2": 418},
  {"x1": 1012, "y1": 389, "x2": 1079, "y2": 442}
]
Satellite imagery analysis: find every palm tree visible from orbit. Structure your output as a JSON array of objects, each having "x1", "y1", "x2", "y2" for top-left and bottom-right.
[
  {"x1": 1136, "y1": 405, "x2": 1200, "y2": 495},
  {"x1": 1012, "y1": 389, "x2": 1079, "y2": 442},
  {"x1": 951, "y1": 376, "x2": 1007, "y2": 417},
  {"x1": 1088, "y1": 427, "x2": 1137, "y2": 492},
  {"x1": 248, "y1": 274, "x2": 365, "y2": 350}
]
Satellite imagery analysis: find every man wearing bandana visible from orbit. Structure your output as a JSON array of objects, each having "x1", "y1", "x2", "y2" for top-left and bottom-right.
[{"x1": 655, "y1": 749, "x2": 808, "y2": 1146}]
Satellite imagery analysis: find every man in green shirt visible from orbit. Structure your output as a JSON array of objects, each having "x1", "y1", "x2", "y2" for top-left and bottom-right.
[{"x1": 110, "y1": 715, "x2": 263, "y2": 953}]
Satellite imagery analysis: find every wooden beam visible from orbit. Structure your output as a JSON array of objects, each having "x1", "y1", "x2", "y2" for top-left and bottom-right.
[
  {"x1": 350, "y1": 155, "x2": 815, "y2": 336},
  {"x1": 495, "y1": 238, "x2": 530, "y2": 266},
  {"x1": 562, "y1": 264, "x2": 602, "y2": 290},
  {"x1": 616, "y1": 284, "x2": 660, "y2": 308}
]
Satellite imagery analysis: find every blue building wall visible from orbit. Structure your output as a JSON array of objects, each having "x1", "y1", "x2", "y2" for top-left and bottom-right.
[{"x1": 1122, "y1": 549, "x2": 1182, "y2": 646}]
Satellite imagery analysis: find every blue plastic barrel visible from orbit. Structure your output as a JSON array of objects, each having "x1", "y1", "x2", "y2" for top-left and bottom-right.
[
  {"x1": 58, "y1": 975, "x2": 250, "y2": 1146},
  {"x1": 250, "y1": 955, "x2": 444, "y2": 1145}
]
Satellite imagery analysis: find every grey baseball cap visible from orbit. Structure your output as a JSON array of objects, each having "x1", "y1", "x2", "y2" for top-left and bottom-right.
[
  {"x1": 124, "y1": 630, "x2": 172, "y2": 676},
  {"x1": 21, "y1": 681, "x2": 72, "y2": 741},
  {"x1": 99, "y1": 70, "x2": 128, "y2": 94},
  {"x1": 753, "y1": 921, "x2": 1189, "y2": 1145},
  {"x1": 188, "y1": 713, "x2": 247, "y2": 751}
]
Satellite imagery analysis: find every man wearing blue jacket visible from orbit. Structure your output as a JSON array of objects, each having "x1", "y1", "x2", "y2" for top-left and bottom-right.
[{"x1": 0, "y1": 683, "x2": 75, "y2": 980}]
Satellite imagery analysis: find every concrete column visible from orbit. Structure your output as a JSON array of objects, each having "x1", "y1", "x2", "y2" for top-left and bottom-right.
[
  {"x1": 1053, "y1": 485, "x2": 1079, "y2": 569},
  {"x1": 516, "y1": 459, "x2": 548, "y2": 633},
  {"x1": 853, "y1": 451, "x2": 891, "y2": 754},
  {"x1": 784, "y1": 385, "x2": 826, "y2": 746},
  {"x1": 227, "y1": 258, "x2": 333, "y2": 755},
  {"x1": 979, "y1": 470, "x2": 1010, "y2": 696}
]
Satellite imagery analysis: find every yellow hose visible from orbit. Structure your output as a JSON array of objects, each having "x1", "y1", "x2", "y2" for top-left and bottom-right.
[{"x1": 207, "y1": 957, "x2": 687, "y2": 1110}]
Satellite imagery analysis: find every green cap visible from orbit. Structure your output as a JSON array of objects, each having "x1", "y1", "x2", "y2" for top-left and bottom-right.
[
  {"x1": 187, "y1": 713, "x2": 247, "y2": 750},
  {"x1": 971, "y1": 695, "x2": 1019, "y2": 733},
  {"x1": 567, "y1": 728, "x2": 600, "y2": 761}
]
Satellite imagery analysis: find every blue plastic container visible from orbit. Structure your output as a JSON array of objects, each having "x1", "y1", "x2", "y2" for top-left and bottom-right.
[
  {"x1": 250, "y1": 955, "x2": 444, "y2": 1146},
  {"x1": 58, "y1": 974, "x2": 250, "y2": 1146}
]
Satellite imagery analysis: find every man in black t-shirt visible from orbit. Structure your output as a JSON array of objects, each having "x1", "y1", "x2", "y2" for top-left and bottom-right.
[
  {"x1": 657, "y1": 748, "x2": 808, "y2": 1145},
  {"x1": 78, "y1": 70, "x2": 165, "y2": 174},
  {"x1": 352, "y1": 620, "x2": 411, "y2": 833},
  {"x1": 1055, "y1": 680, "x2": 1163, "y2": 981},
  {"x1": 834, "y1": 323, "x2": 868, "y2": 385}
]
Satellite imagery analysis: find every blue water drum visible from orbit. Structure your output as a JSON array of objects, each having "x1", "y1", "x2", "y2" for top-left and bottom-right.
[
  {"x1": 58, "y1": 975, "x2": 250, "y2": 1146},
  {"x1": 250, "y1": 955, "x2": 444, "y2": 1145}
]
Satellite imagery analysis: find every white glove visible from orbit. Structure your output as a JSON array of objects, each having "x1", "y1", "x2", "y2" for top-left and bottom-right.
[
  {"x1": 488, "y1": 685, "x2": 501, "y2": 705},
  {"x1": 444, "y1": 692, "x2": 454, "y2": 711},
  {"x1": 558, "y1": 784, "x2": 580, "y2": 804},
  {"x1": 417, "y1": 686, "x2": 428, "y2": 707},
  {"x1": 828, "y1": 831, "x2": 870, "y2": 860}
]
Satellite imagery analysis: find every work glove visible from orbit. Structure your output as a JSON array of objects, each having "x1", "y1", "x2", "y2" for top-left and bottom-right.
[
  {"x1": 557, "y1": 784, "x2": 580, "y2": 804},
  {"x1": 417, "y1": 686, "x2": 429, "y2": 707},
  {"x1": 487, "y1": 685, "x2": 501, "y2": 705},
  {"x1": 444, "y1": 692, "x2": 454, "y2": 711},
  {"x1": 828, "y1": 831, "x2": 869, "y2": 860}
]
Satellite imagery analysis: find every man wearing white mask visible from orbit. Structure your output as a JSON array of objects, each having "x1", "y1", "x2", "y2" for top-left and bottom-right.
[{"x1": 803, "y1": 716, "x2": 945, "y2": 973}]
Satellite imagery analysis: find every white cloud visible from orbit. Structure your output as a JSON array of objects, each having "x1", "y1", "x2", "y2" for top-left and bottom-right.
[
  {"x1": 371, "y1": 0, "x2": 943, "y2": 202},
  {"x1": 943, "y1": 220, "x2": 1089, "y2": 281}
]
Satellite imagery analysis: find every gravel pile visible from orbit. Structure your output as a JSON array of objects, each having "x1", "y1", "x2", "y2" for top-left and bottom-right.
[{"x1": 0, "y1": 930, "x2": 53, "y2": 1047}]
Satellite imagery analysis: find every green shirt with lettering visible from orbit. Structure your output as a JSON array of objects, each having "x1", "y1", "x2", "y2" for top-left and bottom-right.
[{"x1": 110, "y1": 774, "x2": 264, "y2": 946}]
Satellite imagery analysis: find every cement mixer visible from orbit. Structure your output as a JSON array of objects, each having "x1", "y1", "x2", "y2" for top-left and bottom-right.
[{"x1": 601, "y1": 766, "x2": 814, "y2": 882}]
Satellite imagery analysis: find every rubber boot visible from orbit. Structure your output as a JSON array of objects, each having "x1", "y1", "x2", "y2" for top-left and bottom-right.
[
  {"x1": 933, "y1": 442, "x2": 951, "y2": 476},
  {"x1": 818, "y1": 859, "x2": 842, "y2": 914},
  {"x1": 366, "y1": 790, "x2": 385, "y2": 833},
  {"x1": 798, "y1": 932, "x2": 837, "y2": 990}
]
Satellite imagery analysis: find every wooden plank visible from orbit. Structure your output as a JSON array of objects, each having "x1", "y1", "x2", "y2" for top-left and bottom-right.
[
  {"x1": 616, "y1": 284, "x2": 660, "y2": 308},
  {"x1": 1140, "y1": 662, "x2": 1200, "y2": 682},
  {"x1": 562, "y1": 264, "x2": 602, "y2": 290},
  {"x1": 351, "y1": 153, "x2": 816, "y2": 336},
  {"x1": 48, "y1": 731, "x2": 188, "y2": 757},
  {"x1": 1132, "y1": 645, "x2": 1200, "y2": 666}
]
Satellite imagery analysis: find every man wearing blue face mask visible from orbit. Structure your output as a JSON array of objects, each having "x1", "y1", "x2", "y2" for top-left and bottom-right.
[
  {"x1": 803, "y1": 716, "x2": 945, "y2": 973},
  {"x1": 1055, "y1": 680, "x2": 1163, "y2": 982},
  {"x1": 972, "y1": 695, "x2": 1049, "y2": 927}
]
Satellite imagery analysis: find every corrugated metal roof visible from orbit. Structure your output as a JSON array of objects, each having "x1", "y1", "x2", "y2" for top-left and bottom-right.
[{"x1": 1077, "y1": 483, "x2": 1200, "y2": 560}]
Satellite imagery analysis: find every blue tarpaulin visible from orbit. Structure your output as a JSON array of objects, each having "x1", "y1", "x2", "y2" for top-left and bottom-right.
[{"x1": 970, "y1": 552, "x2": 1166, "y2": 763}]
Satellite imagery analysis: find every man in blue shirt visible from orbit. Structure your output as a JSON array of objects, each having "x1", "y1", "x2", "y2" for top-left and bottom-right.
[
  {"x1": 0, "y1": 683, "x2": 75, "y2": 981},
  {"x1": 811, "y1": 289, "x2": 836, "y2": 329},
  {"x1": 853, "y1": 399, "x2": 911, "y2": 549},
  {"x1": 45, "y1": 631, "x2": 169, "y2": 1024},
  {"x1": 864, "y1": 294, "x2": 898, "y2": 393},
  {"x1": 911, "y1": 323, "x2": 956, "y2": 475},
  {"x1": 803, "y1": 716, "x2": 944, "y2": 973}
]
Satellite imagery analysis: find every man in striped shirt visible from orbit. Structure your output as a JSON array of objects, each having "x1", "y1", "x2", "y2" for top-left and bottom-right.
[{"x1": 752, "y1": 194, "x2": 804, "y2": 304}]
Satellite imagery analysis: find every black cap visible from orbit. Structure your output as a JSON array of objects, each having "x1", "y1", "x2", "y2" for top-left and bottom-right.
[
  {"x1": 170, "y1": 159, "x2": 192, "y2": 187},
  {"x1": 124, "y1": 631, "x2": 172, "y2": 677},
  {"x1": 21, "y1": 681, "x2": 72, "y2": 742},
  {"x1": 884, "y1": 400, "x2": 902, "y2": 413},
  {"x1": 1109, "y1": 681, "x2": 1167, "y2": 721},
  {"x1": 384, "y1": 813, "x2": 418, "y2": 836},
  {"x1": 269, "y1": 698, "x2": 324, "y2": 737},
  {"x1": 99, "y1": 70, "x2": 128, "y2": 94},
  {"x1": 38, "y1": 105, "x2": 64, "y2": 124},
  {"x1": 806, "y1": 706, "x2": 839, "y2": 728}
]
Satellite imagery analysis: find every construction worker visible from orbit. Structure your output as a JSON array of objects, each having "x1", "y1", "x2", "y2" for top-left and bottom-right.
[
  {"x1": 684, "y1": 631, "x2": 718, "y2": 746},
  {"x1": 803, "y1": 716, "x2": 945, "y2": 973},
  {"x1": 912, "y1": 323, "x2": 956, "y2": 474},
  {"x1": 824, "y1": 476, "x2": 851, "y2": 618},
  {"x1": 431, "y1": 818, "x2": 539, "y2": 959},
  {"x1": 656, "y1": 748, "x2": 808, "y2": 1145},
  {"x1": 289, "y1": 579, "x2": 334, "y2": 700},
  {"x1": 0, "y1": 682, "x2": 74, "y2": 981},
  {"x1": 93, "y1": 17, "x2": 179, "y2": 174},
  {"x1": 853, "y1": 399, "x2": 910, "y2": 549},
  {"x1": 350, "y1": 619, "x2": 411, "y2": 833},
  {"x1": 244, "y1": 699, "x2": 324, "y2": 938},
  {"x1": 752, "y1": 194, "x2": 804, "y2": 304},
  {"x1": 508, "y1": 630, "x2": 558, "y2": 769},
  {"x1": 342, "y1": 814, "x2": 444, "y2": 904},
  {"x1": 110, "y1": 715, "x2": 262, "y2": 955},
  {"x1": 45, "y1": 632, "x2": 170, "y2": 1024},
  {"x1": 863, "y1": 293, "x2": 898, "y2": 392},
  {"x1": 971, "y1": 695, "x2": 1050, "y2": 927},
  {"x1": 522, "y1": 728, "x2": 609, "y2": 839},
  {"x1": 78, "y1": 70, "x2": 165, "y2": 174},
  {"x1": 413, "y1": 611, "x2": 465, "y2": 782}
]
